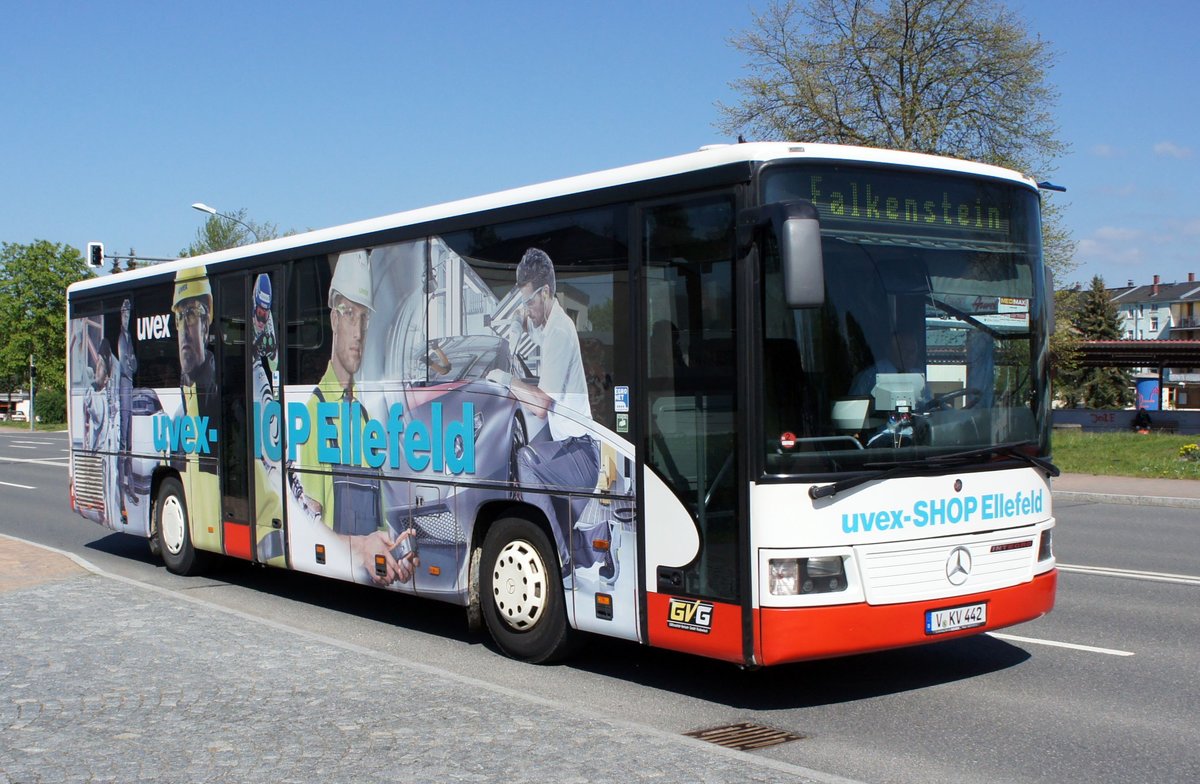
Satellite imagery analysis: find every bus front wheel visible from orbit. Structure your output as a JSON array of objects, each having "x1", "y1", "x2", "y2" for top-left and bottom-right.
[
  {"x1": 480, "y1": 517, "x2": 574, "y2": 663},
  {"x1": 154, "y1": 476, "x2": 210, "y2": 576}
]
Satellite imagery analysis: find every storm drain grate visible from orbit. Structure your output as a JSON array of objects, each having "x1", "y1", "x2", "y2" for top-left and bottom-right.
[{"x1": 684, "y1": 722, "x2": 805, "y2": 751}]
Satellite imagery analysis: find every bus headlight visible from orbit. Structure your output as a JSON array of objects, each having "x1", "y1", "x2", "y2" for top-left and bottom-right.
[
  {"x1": 768, "y1": 556, "x2": 848, "y2": 596},
  {"x1": 769, "y1": 559, "x2": 800, "y2": 595},
  {"x1": 1038, "y1": 528, "x2": 1053, "y2": 561}
]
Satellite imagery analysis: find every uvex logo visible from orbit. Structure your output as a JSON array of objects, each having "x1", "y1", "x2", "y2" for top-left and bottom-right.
[
  {"x1": 137, "y1": 314, "x2": 172, "y2": 340},
  {"x1": 153, "y1": 414, "x2": 217, "y2": 455}
]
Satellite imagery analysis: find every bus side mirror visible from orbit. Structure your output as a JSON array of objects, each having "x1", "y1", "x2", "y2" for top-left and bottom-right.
[{"x1": 740, "y1": 200, "x2": 824, "y2": 308}]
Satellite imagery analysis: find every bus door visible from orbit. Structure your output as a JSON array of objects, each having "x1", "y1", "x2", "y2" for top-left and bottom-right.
[
  {"x1": 638, "y1": 194, "x2": 744, "y2": 662},
  {"x1": 214, "y1": 270, "x2": 287, "y2": 565}
]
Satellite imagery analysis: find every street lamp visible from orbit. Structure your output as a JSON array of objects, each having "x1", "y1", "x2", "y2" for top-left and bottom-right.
[{"x1": 191, "y1": 202, "x2": 262, "y2": 243}]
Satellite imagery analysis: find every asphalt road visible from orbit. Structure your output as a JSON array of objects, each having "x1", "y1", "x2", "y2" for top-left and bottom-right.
[{"x1": 2, "y1": 428, "x2": 1198, "y2": 784}]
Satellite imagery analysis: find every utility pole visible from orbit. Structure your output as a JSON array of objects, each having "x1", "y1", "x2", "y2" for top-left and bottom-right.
[{"x1": 28, "y1": 354, "x2": 35, "y2": 432}]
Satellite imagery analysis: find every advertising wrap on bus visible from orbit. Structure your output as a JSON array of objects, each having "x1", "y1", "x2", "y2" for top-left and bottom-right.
[{"x1": 68, "y1": 234, "x2": 641, "y2": 642}]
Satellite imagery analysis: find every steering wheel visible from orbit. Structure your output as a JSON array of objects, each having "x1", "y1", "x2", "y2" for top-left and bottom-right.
[{"x1": 926, "y1": 387, "x2": 982, "y2": 411}]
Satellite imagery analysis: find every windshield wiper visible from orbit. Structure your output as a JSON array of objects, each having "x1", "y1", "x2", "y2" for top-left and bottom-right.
[
  {"x1": 808, "y1": 460, "x2": 929, "y2": 500},
  {"x1": 928, "y1": 441, "x2": 1059, "y2": 476},
  {"x1": 808, "y1": 442, "x2": 1058, "y2": 500}
]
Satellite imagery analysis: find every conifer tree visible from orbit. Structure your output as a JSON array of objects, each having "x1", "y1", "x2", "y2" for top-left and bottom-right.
[{"x1": 1059, "y1": 275, "x2": 1130, "y2": 408}]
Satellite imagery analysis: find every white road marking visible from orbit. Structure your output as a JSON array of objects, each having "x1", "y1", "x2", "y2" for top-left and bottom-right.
[
  {"x1": 0, "y1": 480, "x2": 36, "y2": 490},
  {"x1": 7, "y1": 445, "x2": 38, "y2": 449},
  {"x1": 988, "y1": 632, "x2": 1135, "y2": 657},
  {"x1": 1058, "y1": 563, "x2": 1200, "y2": 587},
  {"x1": 13, "y1": 440, "x2": 54, "y2": 445},
  {"x1": 0, "y1": 457, "x2": 68, "y2": 468}
]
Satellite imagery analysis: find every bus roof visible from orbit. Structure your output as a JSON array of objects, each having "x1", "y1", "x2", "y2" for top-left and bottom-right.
[{"x1": 69, "y1": 142, "x2": 1036, "y2": 295}]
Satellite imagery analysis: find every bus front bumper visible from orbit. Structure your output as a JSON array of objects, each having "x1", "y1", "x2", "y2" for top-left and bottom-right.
[{"x1": 755, "y1": 568, "x2": 1057, "y2": 666}]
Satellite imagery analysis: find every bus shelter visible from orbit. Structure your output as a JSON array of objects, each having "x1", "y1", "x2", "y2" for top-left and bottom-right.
[{"x1": 1076, "y1": 339, "x2": 1200, "y2": 410}]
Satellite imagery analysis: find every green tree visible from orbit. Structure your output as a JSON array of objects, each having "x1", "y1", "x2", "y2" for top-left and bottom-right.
[
  {"x1": 1057, "y1": 275, "x2": 1130, "y2": 408},
  {"x1": 721, "y1": 0, "x2": 1076, "y2": 278},
  {"x1": 0, "y1": 241, "x2": 94, "y2": 398},
  {"x1": 1049, "y1": 286, "x2": 1082, "y2": 389},
  {"x1": 180, "y1": 208, "x2": 279, "y2": 257}
]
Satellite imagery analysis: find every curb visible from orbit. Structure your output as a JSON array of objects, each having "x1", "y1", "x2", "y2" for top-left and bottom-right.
[{"x1": 1053, "y1": 491, "x2": 1200, "y2": 509}]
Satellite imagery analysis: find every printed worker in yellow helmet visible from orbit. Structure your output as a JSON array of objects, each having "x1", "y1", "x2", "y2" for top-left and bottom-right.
[
  {"x1": 171, "y1": 265, "x2": 222, "y2": 553},
  {"x1": 295, "y1": 250, "x2": 417, "y2": 586}
]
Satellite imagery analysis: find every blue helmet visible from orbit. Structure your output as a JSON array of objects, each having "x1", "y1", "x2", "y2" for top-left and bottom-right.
[{"x1": 253, "y1": 274, "x2": 272, "y2": 312}]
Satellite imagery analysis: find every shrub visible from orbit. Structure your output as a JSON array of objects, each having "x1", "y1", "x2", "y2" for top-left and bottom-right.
[{"x1": 33, "y1": 387, "x2": 66, "y2": 424}]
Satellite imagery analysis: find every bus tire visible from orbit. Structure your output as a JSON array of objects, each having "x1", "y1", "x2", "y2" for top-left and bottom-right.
[
  {"x1": 154, "y1": 476, "x2": 210, "y2": 576},
  {"x1": 480, "y1": 517, "x2": 574, "y2": 663}
]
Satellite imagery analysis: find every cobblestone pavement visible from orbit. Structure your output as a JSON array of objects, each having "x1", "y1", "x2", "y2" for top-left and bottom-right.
[{"x1": 0, "y1": 539, "x2": 841, "y2": 784}]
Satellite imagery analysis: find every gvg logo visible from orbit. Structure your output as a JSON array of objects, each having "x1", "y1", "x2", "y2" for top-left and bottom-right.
[
  {"x1": 667, "y1": 598, "x2": 714, "y2": 634},
  {"x1": 945, "y1": 546, "x2": 973, "y2": 586}
]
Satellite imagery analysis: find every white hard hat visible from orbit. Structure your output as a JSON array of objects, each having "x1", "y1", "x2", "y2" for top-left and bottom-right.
[{"x1": 329, "y1": 249, "x2": 374, "y2": 311}]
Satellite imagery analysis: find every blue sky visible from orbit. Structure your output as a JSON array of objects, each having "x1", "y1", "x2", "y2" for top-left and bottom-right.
[{"x1": 1, "y1": 1, "x2": 1195, "y2": 289}]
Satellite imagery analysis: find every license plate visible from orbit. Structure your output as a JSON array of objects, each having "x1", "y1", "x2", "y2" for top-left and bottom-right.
[{"x1": 925, "y1": 602, "x2": 987, "y2": 634}]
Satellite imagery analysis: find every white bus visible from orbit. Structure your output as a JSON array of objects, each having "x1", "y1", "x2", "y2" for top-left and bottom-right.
[{"x1": 67, "y1": 143, "x2": 1057, "y2": 665}]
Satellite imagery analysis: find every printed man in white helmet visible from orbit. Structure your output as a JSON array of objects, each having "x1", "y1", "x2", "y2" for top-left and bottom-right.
[{"x1": 295, "y1": 250, "x2": 416, "y2": 585}]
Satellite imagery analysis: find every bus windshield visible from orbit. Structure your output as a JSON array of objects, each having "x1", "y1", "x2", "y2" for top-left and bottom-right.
[{"x1": 759, "y1": 164, "x2": 1048, "y2": 476}]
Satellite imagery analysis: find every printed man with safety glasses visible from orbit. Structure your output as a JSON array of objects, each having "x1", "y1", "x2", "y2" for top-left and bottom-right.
[
  {"x1": 488, "y1": 248, "x2": 616, "y2": 585},
  {"x1": 294, "y1": 250, "x2": 417, "y2": 586},
  {"x1": 171, "y1": 266, "x2": 222, "y2": 552}
]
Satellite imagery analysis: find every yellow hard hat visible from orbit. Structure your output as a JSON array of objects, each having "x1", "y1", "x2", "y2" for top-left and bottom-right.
[{"x1": 173, "y1": 265, "x2": 213, "y2": 319}]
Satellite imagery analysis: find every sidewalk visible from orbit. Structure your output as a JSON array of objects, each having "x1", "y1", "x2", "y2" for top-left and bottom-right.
[
  {"x1": 1054, "y1": 472, "x2": 1200, "y2": 509},
  {"x1": 0, "y1": 536, "x2": 838, "y2": 784}
]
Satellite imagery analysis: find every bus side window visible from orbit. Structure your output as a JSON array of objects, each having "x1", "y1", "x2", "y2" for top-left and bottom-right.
[{"x1": 286, "y1": 256, "x2": 332, "y2": 386}]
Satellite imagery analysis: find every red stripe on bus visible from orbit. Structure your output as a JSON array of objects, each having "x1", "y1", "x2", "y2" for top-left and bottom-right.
[
  {"x1": 222, "y1": 522, "x2": 253, "y2": 561},
  {"x1": 755, "y1": 569, "x2": 1057, "y2": 666}
]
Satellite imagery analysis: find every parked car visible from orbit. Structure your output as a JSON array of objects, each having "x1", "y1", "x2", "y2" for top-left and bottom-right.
[{"x1": 10, "y1": 410, "x2": 27, "y2": 422}]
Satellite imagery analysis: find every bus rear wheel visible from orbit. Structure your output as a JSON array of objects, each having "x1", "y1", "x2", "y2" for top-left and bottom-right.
[
  {"x1": 154, "y1": 476, "x2": 210, "y2": 576},
  {"x1": 480, "y1": 517, "x2": 574, "y2": 663}
]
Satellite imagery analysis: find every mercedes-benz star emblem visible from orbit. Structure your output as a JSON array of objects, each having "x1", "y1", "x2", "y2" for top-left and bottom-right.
[{"x1": 946, "y1": 546, "x2": 972, "y2": 586}]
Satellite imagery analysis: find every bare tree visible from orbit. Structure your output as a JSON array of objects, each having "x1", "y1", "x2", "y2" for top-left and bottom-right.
[{"x1": 721, "y1": 0, "x2": 1075, "y2": 276}]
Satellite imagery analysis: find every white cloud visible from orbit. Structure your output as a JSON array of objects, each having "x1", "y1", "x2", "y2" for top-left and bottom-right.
[
  {"x1": 1076, "y1": 237, "x2": 1144, "y2": 265},
  {"x1": 1091, "y1": 144, "x2": 1119, "y2": 158},
  {"x1": 1153, "y1": 141, "x2": 1193, "y2": 159},
  {"x1": 1074, "y1": 217, "x2": 1200, "y2": 287},
  {"x1": 1094, "y1": 226, "x2": 1141, "y2": 241},
  {"x1": 1176, "y1": 218, "x2": 1200, "y2": 237}
]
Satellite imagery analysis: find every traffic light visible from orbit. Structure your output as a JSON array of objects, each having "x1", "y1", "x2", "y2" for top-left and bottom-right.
[{"x1": 86, "y1": 242, "x2": 104, "y2": 268}]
